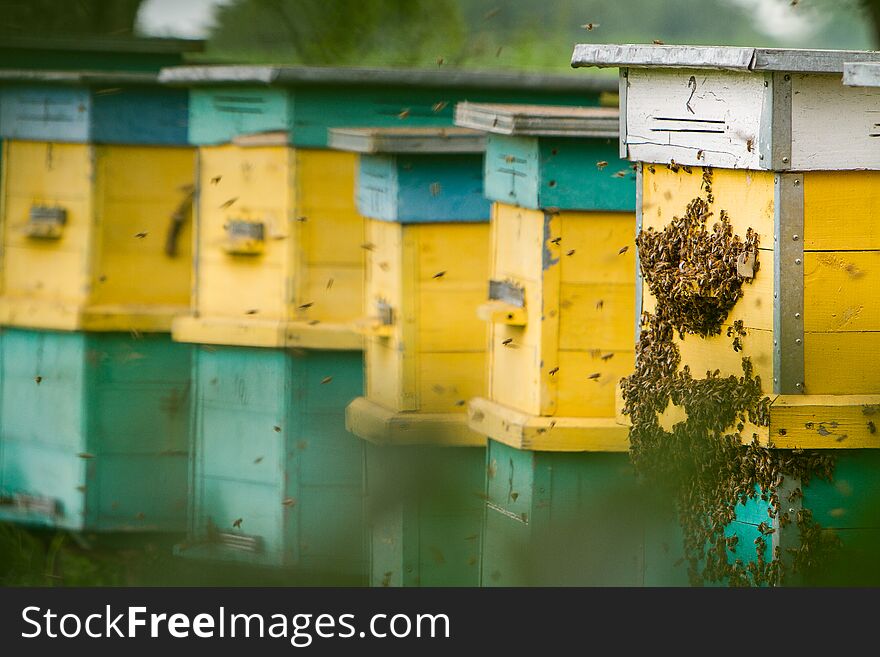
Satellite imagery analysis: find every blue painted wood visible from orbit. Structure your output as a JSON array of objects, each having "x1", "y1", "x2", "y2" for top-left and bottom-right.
[
  {"x1": 0, "y1": 329, "x2": 191, "y2": 532},
  {"x1": 484, "y1": 134, "x2": 636, "y2": 211},
  {"x1": 356, "y1": 153, "x2": 490, "y2": 223},
  {"x1": 365, "y1": 443, "x2": 484, "y2": 587},
  {"x1": 188, "y1": 84, "x2": 604, "y2": 148},
  {"x1": 482, "y1": 439, "x2": 686, "y2": 586},
  {"x1": 0, "y1": 85, "x2": 189, "y2": 145},
  {"x1": 181, "y1": 345, "x2": 366, "y2": 582}
]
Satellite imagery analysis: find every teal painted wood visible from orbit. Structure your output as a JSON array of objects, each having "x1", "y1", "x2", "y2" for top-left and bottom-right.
[
  {"x1": 365, "y1": 443, "x2": 484, "y2": 587},
  {"x1": 188, "y1": 84, "x2": 603, "y2": 148},
  {"x1": 481, "y1": 440, "x2": 686, "y2": 586},
  {"x1": 731, "y1": 450, "x2": 880, "y2": 584},
  {"x1": 0, "y1": 85, "x2": 189, "y2": 144},
  {"x1": 180, "y1": 345, "x2": 367, "y2": 582},
  {"x1": 0, "y1": 328, "x2": 191, "y2": 532},
  {"x1": 484, "y1": 134, "x2": 636, "y2": 211},
  {"x1": 356, "y1": 153, "x2": 490, "y2": 224}
]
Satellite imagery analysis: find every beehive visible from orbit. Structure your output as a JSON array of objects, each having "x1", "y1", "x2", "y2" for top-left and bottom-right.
[
  {"x1": 455, "y1": 103, "x2": 689, "y2": 585},
  {"x1": 332, "y1": 127, "x2": 489, "y2": 586},
  {"x1": 572, "y1": 44, "x2": 880, "y2": 584},
  {"x1": 162, "y1": 65, "x2": 616, "y2": 578},
  {"x1": 0, "y1": 69, "x2": 195, "y2": 532}
]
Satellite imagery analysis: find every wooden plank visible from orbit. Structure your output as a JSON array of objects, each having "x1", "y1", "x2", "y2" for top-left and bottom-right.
[
  {"x1": 675, "y1": 325, "x2": 775, "y2": 393},
  {"x1": 539, "y1": 138, "x2": 635, "y2": 212},
  {"x1": 623, "y1": 68, "x2": 767, "y2": 169},
  {"x1": 188, "y1": 87, "x2": 290, "y2": 145},
  {"x1": 642, "y1": 164, "x2": 776, "y2": 246},
  {"x1": 468, "y1": 397, "x2": 630, "y2": 452},
  {"x1": 328, "y1": 127, "x2": 485, "y2": 154},
  {"x1": 844, "y1": 62, "x2": 880, "y2": 87},
  {"x1": 790, "y1": 74, "x2": 880, "y2": 171},
  {"x1": 555, "y1": 349, "x2": 635, "y2": 417},
  {"x1": 805, "y1": 332, "x2": 880, "y2": 394},
  {"x1": 345, "y1": 396, "x2": 484, "y2": 447},
  {"x1": 804, "y1": 251, "x2": 880, "y2": 332},
  {"x1": 559, "y1": 282, "x2": 636, "y2": 351},
  {"x1": 769, "y1": 394, "x2": 880, "y2": 448},
  {"x1": 454, "y1": 102, "x2": 619, "y2": 137},
  {"x1": 803, "y1": 171, "x2": 880, "y2": 251},
  {"x1": 417, "y1": 351, "x2": 486, "y2": 413},
  {"x1": 559, "y1": 211, "x2": 636, "y2": 284}
]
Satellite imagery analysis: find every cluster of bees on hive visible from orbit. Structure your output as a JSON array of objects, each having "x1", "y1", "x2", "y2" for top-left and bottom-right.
[{"x1": 621, "y1": 165, "x2": 838, "y2": 586}]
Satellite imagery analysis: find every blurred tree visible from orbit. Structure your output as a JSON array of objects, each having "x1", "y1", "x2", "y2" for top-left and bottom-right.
[
  {"x1": 209, "y1": 0, "x2": 466, "y2": 66},
  {"x1": 0, "y1": 0, "x2": 144, "y2": 36}
]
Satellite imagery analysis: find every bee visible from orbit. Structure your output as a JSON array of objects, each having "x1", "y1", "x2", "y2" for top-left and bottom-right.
[
  {"x1": 98, "y1": 275, "x2": 107, "y2": 283},
  {"x1": 398, "y1": 109, "x2": 411, "y2": 120},
  {"x1": 596, "y1": 160, "x2": 609, "y2": 170},
  {"x1": 326, "y1": 278, "x2": 334, "y2": 290},
  {"x1": 601, "y1": 353, "x2": 614, "y2": 361},
  {"x1": 211, "y1": 175, "x2": 222, "y2": 185},
  {"x1": 487, "y1": 460, "x2": 497, "y2": 478},
  {"x1": 596, "y1": 300, "x2": 604, "y2": 310},
  {"x1": 77, "y1": 452, "x2": 95, "y2": 459},
  {"x1": 361, "y1": 242, "x2": 376, "y2": 251},
  {"x1": 495, "y1": 46, "x2": 504, "y2": 58},
  {"x1": 484, "y1": 7, "x2": 501, "y2": 19},
  {"x1": 430, "y1": 182, "x2": 442, "y2": 196},
  {"x1": 254, "y1": 456, "x2": 264, "y2": 464},
  {"x1": 566, "y1": 249, "x2": 575, "y2": 256},
  {"x1": 436, "y1": 57, "x2": 445, "y2": 66},
  {"x1": 618, "y1": 246, "x2": 629, "y2": 255},
  {"x1": 653, "y1": 39, "x2": 665, "y2": 45},
  {"x1": 282, "y1": 498, "x2": 297, "y2": 507},
  {"x1": 378, "y1": 261, "x2": 390, "y2": 271},
  {"x1": 551, "y1": 237, "x2": 562, "y2": 245},
  {"x1": 219, "y1": 197, "x2": 238, "y2": 209},
  {"x1": 612, "y1": 170, "x2": 628, "y2": 178},
  {"x1": 232, "y1": 518, "x2": 243, "y2": 529},
  {"x1": 307, "y1": 319, "x2": 321, "y2": 326},
  {"x1": 746, "y1": 138, "x2": 754, "y2": 153},
  {"x1": 320, "y1": 376, "x2": 333, "y2": 385},
  {"x1": 696, "y1": 149, "x2": 705, "y2": 160},
  {"x1": 454, "y1": 399, "x2": 466, "y2": 407},
  {"x1": 296, "y1": 216, "x2": 308, "y2": 222},
  {"x1": 381, "y1": 572, "x2": 393, "y2": 587},
  {"x1": 549, "y1": 367, "x2": 559, "y2": 375},
  {"x1": 510, "y1": 492, "x2": 519, "y2": 502},
  {"x1": 432, "y1": 101, "x2": 448, "y2": 113},
  {"x1": 432, "y1": 271, "x2": 446, "y2": 279},
  {"x1": 298, "y1": 302, "x2": 314, "y2": 309},
  {"x1": 245, "y1": 309, "x2": 259, "y2": 315},
  {"x1": 134, "y1": 231, "x2": 148, "y2": 239},
  {"x1": 869, "y1": 420, "x2": 876, "y2": 434},
  {"x1": 75, "y1": 485, "x2": 86, "y2": 493},
  {"x1": 581, "y1": 22, "x2": 599, "y2": 30},
  {"x1": 34, "y1": 375, "x2": 43, "y2": 385},
  {"x1": 273, "y1": 425, "x2": 281, "y2": 433},
  {"x1": 588, "y1": 372, "x2": 601, "y2": 380}
]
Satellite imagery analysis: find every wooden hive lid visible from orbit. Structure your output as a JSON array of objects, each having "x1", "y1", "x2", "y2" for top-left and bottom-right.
[
  {"x1": 844, "y1": 62, "x2": 880, "y2": 87},
  {"x1": 159, "y1": 64, "x2": 617, "y2": 93},
  {"x1": 328, "y1": 127, "x2": 485, "y2": 154},
  {"x1": 454, "y1": 102, "x2": 618, "y2": 137},
  {"x1": 0, "y1": 69, "x2": 159, "y2": 86},
  {"x1": 571, "y1": 44, "x2": 880, "y2": 73}
]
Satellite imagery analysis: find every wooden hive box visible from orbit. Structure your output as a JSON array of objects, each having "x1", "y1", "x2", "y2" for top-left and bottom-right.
[
  {"x1": 332, "y1": 127, "x2": 489, "y2": 587},
  {"x1": 162, "y1": 66, "x2": 616, "y2": 579},
  {"x1": 0, "y1": 69, "x2": 195, "y2": 533},
  {"x1": 573, "y1": 44, "x2": 880, "y2": 584}
]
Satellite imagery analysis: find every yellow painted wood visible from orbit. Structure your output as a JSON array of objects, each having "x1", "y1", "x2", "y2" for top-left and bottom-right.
[
  {"x1": 555, "y1": 349, "x2": 635, "y2": 417},
  {"x1": 179, "y1": 145, "x2": 365, "y2": 348},
  {"x1": 346, "y1": 396, "x2": 484, "y2": 447},
  {"x1": 804, "y1": 251, "x2": 880, "y2": 332},
  {"x1": 768, "y1": 395, "x2": 880, "y2": 449},
  {"x1": 359, "y1": 219, "x2": 489, "y2": 428},
  {"x1": 803, "y1": 171, "x2": 880, "y2": 251},
  {"x1": 674, "y1": 325, "x2": 775, "y2": 393},
  {"x1": 558, "y1": 211, "x2": 635, "y2": 285},
  {"x1": 641, "y1": 165, "x2": 775, "y2": 246},
  {"x1": 0, "y1": 140, "x2": 194, "y2": 331},
  {"x1": 477, "y1": 301, "x2": 527, "y2": 326},
  {"x1": 467, "y1": 397, "x2": 630, "y2": 452},
  {"x1": 485, "y1": 203, "x2": 636, "y2": 427},
  {"x1": 805, "y1": 332, "x2": 880, "y2": 395}
]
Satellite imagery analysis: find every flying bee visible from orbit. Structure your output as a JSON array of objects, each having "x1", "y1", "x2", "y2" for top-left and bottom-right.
[
  {"x1": 566, "y1": 249, "x2": 575, "y2": 256},
  {"x1": 361, "y1": 242, "x2": 376, "y2": 251},
  {"x1": 398, "y1": 109, "x2": 410, "y2": 120},
  {"x1": 618, "y1": 246, "x2": 629, "y2": 255},
  {"x1": 596, "y1": 160, "x2": 608, "y2": 170},
  {"x1": 232, "y1": 518, "x2": 243, "y2": 529},
  {"x1": 219, "y1": 197, "x2": 238, "y2": 209},
  {"x1": 549, "y1": 367, "x2": 559, "y2": 375},
  {"x1": 134, "y1": 231, "x2": 148, "y2": 239},
  {"x1": 551, "y1": 237, "x2": 562, "y2": 245},
  {"x1": 307, "y1": 319, "x2": 320, "y2": 326},
  {"x1": 653, "y1": 39, "x2": 665, "y2": 45},
  {"x1": 601, "y1": 353, "x2": 614, "y2": 361},
  {"x1": 430, "y1": 182, "x2": 442, "y2": 196},
  {"x1": 612, "y1": 170, "x2": 628, "y2": 178},
  {"x1": 868, "y1": 420, "x2": 876, "y2": 434},
  {"x1": 298, "y1": 302, "x2": 314, "y2": 309},
  {"x1": 432, "y1": 271, "x2": 446, "y2": 279},
  {"x1": 273, "y1": 425, "x2": 281, "y2": 433},
  {"x1": 588, "y1": 372, "x2": 601, "y2": 380},
  {"x1": 282, "y1": 498, "x2": 297, "y2": 507},
  {"x1": 326, "y1": 278, "x2": 334, "y2": 290},
  {"x1": 34, "y1": 375, "x2": 43, "y2": 385},
  {"x1": 77, "y1": 452, "x2": 95, "y2": 459},
  {"x1": 211, "y1": 175, "x2": 222, "y2": 185},
  {"x1": 436, "y1": 57, "x2": 445, "y2": 66},
  {"x1": 320, "y1": 376, "x2": 333, "y2": 385},
  {"x1": 581, "y1": 22, "x2": 599, "y2": 30},
  {"x1": 245, "y1": 309, "x2": 259, "y2": 315},
  {"x1": 432, "y1": 101, "x2": 448, "y2": 113},
  {"x1": 502, "y1": 338, "x2": 513, "y2": 346},
  {"x1": 596, "y1": 300, "x2": 604, "y2": 310},
  {"x1": 254, "y1": 456, "x2": 264, "y2": 464}
]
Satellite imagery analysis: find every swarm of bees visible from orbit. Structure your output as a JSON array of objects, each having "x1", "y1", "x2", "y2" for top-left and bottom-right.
[{"x1": 620, "y1": 171, "x2": 838, "y2": 587}]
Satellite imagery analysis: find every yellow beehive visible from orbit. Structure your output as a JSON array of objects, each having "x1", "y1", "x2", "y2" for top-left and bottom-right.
[
  {"x1": 642, "y1": 163, "x2": 880, "y2": 448},
  {"x1": 0, "y1": 140, "x2": 194, "y2": 331},
  {"x1": 330, "y1": 127, "x2": 491, "y2": 445},
  {"x1": 453, "y1": 104, "x2": 638, "y2": 451},
  {"x1": 171, "y1": 135, "x2": 364, "y2": 349}
]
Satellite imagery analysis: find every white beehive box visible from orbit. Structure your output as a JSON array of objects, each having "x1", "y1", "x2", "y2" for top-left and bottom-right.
[{"x1": 571, "y1": 45, "x2": 880, "y2": 171}]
